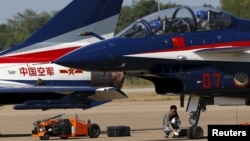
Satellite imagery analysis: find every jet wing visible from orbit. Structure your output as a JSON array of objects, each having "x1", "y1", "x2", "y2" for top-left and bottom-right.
[
  {"x1": 0, "y1": 85, "x2": 127, "y2": 110},
  {"x1": 0, "y1": 85, "x2": 127, "y2": 100}
]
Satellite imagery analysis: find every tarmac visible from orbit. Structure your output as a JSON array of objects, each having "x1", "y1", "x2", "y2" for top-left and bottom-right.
[{"x1": 0, "y1": 98, "x2": 250, "y2": 141}]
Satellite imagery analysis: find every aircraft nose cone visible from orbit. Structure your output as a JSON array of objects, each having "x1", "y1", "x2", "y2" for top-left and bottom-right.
[
  {"x1": 54, "y1": 42, "x2": 111, "y2": 71},
  {"x1": 54, "y1": 53, "x2": 81, "y2": 69}
]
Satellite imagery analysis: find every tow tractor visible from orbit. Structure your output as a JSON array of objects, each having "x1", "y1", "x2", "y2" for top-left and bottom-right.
[{"x1": 31, "y1": 114, "x2": 100, "y2": 140}]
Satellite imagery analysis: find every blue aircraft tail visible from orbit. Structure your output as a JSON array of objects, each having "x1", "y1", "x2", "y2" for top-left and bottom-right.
[{"x1": 0, "y1": 0, "x2": 123, "y2": 61}]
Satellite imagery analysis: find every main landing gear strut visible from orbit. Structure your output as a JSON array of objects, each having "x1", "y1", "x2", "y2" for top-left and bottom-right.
[{"x1": 185, "y1": 95, "x2": 212, "y2": 139}]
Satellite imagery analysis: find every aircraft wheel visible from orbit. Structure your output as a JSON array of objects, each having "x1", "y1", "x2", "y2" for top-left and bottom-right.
[
  {"x1": 88, "y1": 123, "x2": 100, "y2": 138},
  {"x1": 186, "y1": 126, "x2": 193, "y2": 139},
  {"x1": 39, "y1": 132, "x2": 50, "y2": 140},
  {"x1": 192, "y1": 126, "x2": 203, "y2": 139}
]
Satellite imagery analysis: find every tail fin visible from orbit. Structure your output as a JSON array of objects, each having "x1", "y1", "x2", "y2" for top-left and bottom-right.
[{"x1": 0, "y1": 0, "x2": 123, "y2": 61}]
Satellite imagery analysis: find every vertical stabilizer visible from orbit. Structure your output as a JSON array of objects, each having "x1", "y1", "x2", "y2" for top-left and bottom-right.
[{"x1": 0, "y1": 0, "x2": 123, "y2": 62}]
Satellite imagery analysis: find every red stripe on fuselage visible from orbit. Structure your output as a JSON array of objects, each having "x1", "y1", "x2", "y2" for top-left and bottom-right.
[
  {"x1": 0, "y1": 46, "x2": 80, "y2": 63},
  {"x1": 141, "y1": 41, "x2": 250, "y2": 54}
]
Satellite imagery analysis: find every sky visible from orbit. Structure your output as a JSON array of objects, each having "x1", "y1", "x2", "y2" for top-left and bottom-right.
[{"x1": 0, "y1": 0, "x2": 220, "y2": 24}]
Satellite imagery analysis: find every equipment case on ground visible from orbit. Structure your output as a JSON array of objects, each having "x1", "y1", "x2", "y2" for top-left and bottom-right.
[
  {"x1": 178, "y1": 128, "x2": 187, "y2": 137},
  {"x1": 107, "y1": 125, "x2": 131, "y2": 137}
]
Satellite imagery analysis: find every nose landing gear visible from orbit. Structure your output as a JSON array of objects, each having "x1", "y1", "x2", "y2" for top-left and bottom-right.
[{"x1": 186, "y1": 95, "x2": 212, "y2": 139}]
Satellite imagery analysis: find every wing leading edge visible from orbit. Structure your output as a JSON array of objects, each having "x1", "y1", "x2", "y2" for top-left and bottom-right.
[{"x1": 11, "y1": 86, "x2": 127, "y2": 110}]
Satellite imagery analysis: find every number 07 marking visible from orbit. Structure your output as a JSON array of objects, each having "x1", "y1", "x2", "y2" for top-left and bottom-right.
[{"x1": 202, "y1": 73, "x2": 221, "y2": 89}]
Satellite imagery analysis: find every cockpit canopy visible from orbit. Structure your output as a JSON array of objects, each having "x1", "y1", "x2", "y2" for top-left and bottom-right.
[{"x1": 115, "y1": 6, "x2": 232, "y2": 38}]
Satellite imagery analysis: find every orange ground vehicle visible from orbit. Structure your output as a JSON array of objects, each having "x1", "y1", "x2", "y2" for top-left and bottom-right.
[{"x1": 31, "y1": 114, "x2": 100, "y2": 140}]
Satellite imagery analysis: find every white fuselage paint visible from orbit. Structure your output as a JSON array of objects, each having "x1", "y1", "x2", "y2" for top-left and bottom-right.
[
  {"x1": 0, "y1": 63, "x2": 91, "y2": 82},
  {"x1": 125, "y1": 48, "x2": 250, "y2": 62}
]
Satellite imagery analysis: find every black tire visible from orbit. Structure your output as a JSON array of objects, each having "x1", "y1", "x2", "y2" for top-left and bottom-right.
[
  {"x1": 39, "y1": 132, "x2": 50, "y2": 140},
  {"x1": 191, "y1": 126, "x2": 203, "y2": 139},
  {"x1": 186, "y1": 126, "x2": 193, "y2": 139},
  {"x1": 88, "y1": 123, "x2": 100, "y2": 138}
]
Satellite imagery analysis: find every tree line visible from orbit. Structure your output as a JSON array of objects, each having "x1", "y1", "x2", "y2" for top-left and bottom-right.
[{"x1": 0, "y1": 0, "x2": 248, "y2": 51}]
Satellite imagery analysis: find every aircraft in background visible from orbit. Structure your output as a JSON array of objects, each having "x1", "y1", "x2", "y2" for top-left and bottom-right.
[
  {"x1": 0, "y1": 0, "x2": 126, "y2": 111},
  {"x1": 55, "y1": 6, "x2": 250, "y2": 139}
]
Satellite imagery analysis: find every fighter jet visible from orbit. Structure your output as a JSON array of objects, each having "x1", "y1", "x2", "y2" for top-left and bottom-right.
[
  {"x1": 55, "y1": 6, "x2": 250, "y2": 139},
  {"x1": 0, "y1": 0, "x2": 126, "y2": 111}
]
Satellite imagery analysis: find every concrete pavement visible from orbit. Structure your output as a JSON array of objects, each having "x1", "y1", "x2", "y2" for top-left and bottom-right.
[{"x1": 0, "y1": 100, "x2": 250, "y2": 141}]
